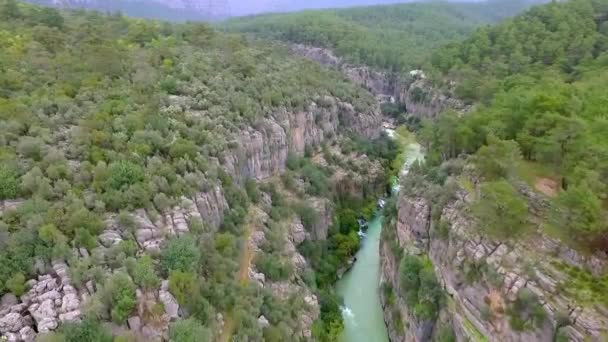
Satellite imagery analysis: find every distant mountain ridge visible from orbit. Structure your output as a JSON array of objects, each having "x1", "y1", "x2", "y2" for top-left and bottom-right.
[{"x1": 25, "y1": 0, "x2": 232, "y2": 21}]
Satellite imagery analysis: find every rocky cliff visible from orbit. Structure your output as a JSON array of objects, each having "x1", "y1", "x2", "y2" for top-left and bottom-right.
[
  {"x1": 0, "y1": 87, "x2": 381, "y2": 340},
  {"x1": 381, "y1": 179, "x2": 608, "y2": 342},
  {"x1": 290, "y1": 44, "x2": 467, "y2": 119}
]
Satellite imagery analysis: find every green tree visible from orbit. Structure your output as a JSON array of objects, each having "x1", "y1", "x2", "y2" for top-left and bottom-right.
[
  {"x1": 104, "y1": 273, "x2": 137, "y2": 323},
  {"x1": 551, "y1": 183, "x2": 605, "y2": 248},
  {"x1": 6, "y1": 272, "x2": 26, "y2": 296},
  {"x1": 59, "y1": 319, "x2": 112, "y2": 342},
  {"x1": 473, "y1": 135, "x2": 522, "y2": 180},
  {"x1": 130, "y1": 255, "x2": 160, "y2": 291},
  {"x1": 0, "y1": 165, "x2": 19, "y2": 199},
  {"x1": 473, "y1": 180, "x2": 528, "y2": 238},
  {"x1": 169, "y1": 318, "x2": 211, "y2": 342},
  {"x1": 161, "y1": 236, "x2": 201, "y2": 274}
]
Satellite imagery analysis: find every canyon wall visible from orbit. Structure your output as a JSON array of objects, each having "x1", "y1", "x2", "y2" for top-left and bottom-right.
[
  {"x1": 290, "y1": 44, "x2": 467, "y2": 119},
  {"x1": 0, "y1": 88, "x2": 382, "y2": 341},
  {"x1": 381, "y1": 180, "x2": 608, "y2": 342}
]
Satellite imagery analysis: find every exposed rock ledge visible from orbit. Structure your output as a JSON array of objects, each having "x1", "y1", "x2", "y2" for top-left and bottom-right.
[
  {"x1": 290, "y1": 44, "x2": 467, "y2": 119},
  {"x1": 381, "y1": 184, "x2": 608, "y2": 342}
]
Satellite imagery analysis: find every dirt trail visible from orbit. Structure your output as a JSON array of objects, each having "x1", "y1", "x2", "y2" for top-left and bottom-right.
[{"x1": 218, "y1": 207, "x2": 263, "y2": 342}]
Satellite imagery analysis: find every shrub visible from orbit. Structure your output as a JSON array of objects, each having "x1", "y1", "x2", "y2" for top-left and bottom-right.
[
  {"x1": 105, "y1": 161, "x2": 145, "y2": 191},
  {"x1": 59, "y1": 319, "x2": 112, "y2": 342},
  {"x1": 399, "y1": 255, "x2": 442, "y2": 320},
  {"x1": 245, "y1": 178, "x2": 260, "y2": 203},
  {"x1": 168, "y1": 271, "x2": 199, "y2": 305},
  {"x1": 169, "y1": 318, "x2": 211, "y2": 342},
  {"x1": 473, "y1": 180, "x2": 528, "y2": 238},
  {"x1": 255, "y1": 253, "x2": 293, "y2": 281},
  {"x1": 0, "y1": 165, "x2": 20, "y2": 199},
  {"x1": 161, "y1": 235, "x2": 201, "y2": 274},
  {"x1": 130, "y1": 255, "x2": 160, "y2": 290},
  {"x1": 104, "y1": 273, "x2": 137, "y2": 323},
  {"x1": 508, "y1": 288, "x2": 547, "y2": 331},
  {"x1": 6, "y1": 273, "x2": 26, "y2": 296}
]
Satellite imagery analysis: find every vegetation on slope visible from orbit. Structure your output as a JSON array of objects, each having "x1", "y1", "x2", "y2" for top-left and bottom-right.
[
  {"x1": 421, "y1": 0, "x2": 608, "y2": 252},
  {"x1": 223, "y1": 0, "x2": 547, "y2": 71},
  {"x1": 0, "y1": 0, "x2": 390, "y2": 340}
]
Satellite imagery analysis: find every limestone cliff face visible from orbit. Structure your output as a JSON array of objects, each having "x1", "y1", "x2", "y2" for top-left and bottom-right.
[
  {"x1": 381, "y1": 183, "x2": 608, "y2": 342},
  {"x1": 290, "y1": 44, "x2": 467, "y2": 119},
  {"x1": 222, "y1": 98, "x2": 381, "y2": 181}
]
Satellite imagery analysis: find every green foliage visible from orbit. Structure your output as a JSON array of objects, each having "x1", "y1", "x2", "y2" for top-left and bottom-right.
[
  {"x1": 473, "y1": 181, "x2": 528, "y2": 238},
  {"x1": 0, "y1": 164, "x2": 20, "y2": 199},
  {"x1": 550, "y1": 183, "x2": 605, "y2": 248},
  {"x1": 224, "y1": 0, "x2": 540, "y2": 71},
  {"x1": 473, "y1": 135, "x2": 522, "y2": 180},
  {"x1": 244, "y1": 178, "x2": 260, "y2": 203},
  {"x1": 507, "y1": 288, "x2": 547, "y2": 331},
  {"x1": 254, "y1": 253, "x2": 293, "y2": 281},
  {"x1": 105, "y1": 161, "x2": 145, "y2": 191},
  {"x1": 104, "y1": 272, "x2": 137, "y2": 323},
  {"x1": 59, "y1": 319, "x2": 112, "y2": 342},
  {"x1": 399, "y1": 255, "x2": 443, "y2": 320},
  {"x1": 168, "y1": 271, "x2": 199, "y2": 305},
  {"x1": 161, "y1": 235, "x2": 201, "y2": 275},
  {"x1": 129, "y1": 255, "x2": 160, "y2": 291},
  {"x1": 5, "y1": 272, "x2": 26, "y2": 296},
  {"x1": 294, "y1": 204, "x2": 319, "y2": 231},
  {"x1": 169, "y1": 318, "x2": 211, "y2": 342}
]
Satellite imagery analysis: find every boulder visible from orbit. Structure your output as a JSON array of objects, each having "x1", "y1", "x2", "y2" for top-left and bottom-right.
[
  {"x1": 159, "y1": 290, "x2": 179, "y2": 320},
  {"x1": 257, "y1": 315, "x2": 270, "y2": 328},
  {"x1": 0, "y1": 312, "x2": 23, "y2": 333}
]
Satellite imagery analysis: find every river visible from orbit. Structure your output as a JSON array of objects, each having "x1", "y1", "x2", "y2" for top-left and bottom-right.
[{"x1": 336, "y1": 137, "x2": 424, "y2": 342}]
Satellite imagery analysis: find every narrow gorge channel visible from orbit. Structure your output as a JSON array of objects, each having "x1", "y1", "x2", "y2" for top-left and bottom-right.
[{"x1": 336, "y1": 133, "x2": 425, "y2": 342}]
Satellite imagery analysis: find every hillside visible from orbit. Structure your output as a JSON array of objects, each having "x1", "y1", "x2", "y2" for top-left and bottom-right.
[
  {"x1": 223, "y1": 0, "x2": 548, "y2": 71},
  {"x1": 0, "y1": 1, "x2": 399, "y2": 341},
  {"x1": 379, "y1": 0, "x2": 608, "y2": 341}
]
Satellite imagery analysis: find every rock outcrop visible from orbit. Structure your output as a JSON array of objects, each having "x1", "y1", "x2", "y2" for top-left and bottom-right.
[
  {"x1": 222, "y1": 98, "x2": 382, "y2": 181},
  {"x1": 381, "y1": 181, "x2": 608, "y2": 342},
  {"x1": 290, "y1": 44, "x2": 467, "y2": 119},
  {"x1": 0, "y1": 262, "x2": 81, "y2": 341}
]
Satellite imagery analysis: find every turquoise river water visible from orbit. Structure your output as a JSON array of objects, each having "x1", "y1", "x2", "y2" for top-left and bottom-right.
[{"x1": 336, "y1": 141, "x2": 424, "y2": 342}]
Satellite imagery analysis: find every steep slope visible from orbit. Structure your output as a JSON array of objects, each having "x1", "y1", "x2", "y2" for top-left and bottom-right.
[
  {"x1": 381, "y1": 0, "x2": 608, "y2": 341},
  {"x1": 223, "y1": 0, "x2": 548, "y2": 71},
  {"x1": 0, "y1": 2, "x2": 394, "y2": 341}
]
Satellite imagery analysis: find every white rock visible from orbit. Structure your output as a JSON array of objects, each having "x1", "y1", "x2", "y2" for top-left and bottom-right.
[
  {"x1": 159, "y1": 291, "x2": 179, "y2": 319},
  {"x1": 19, "y1": 326, "x2": 36, "y2": 342},
  {"x1": 257, "y1": 315, "x2": 269, "y2": 328},
  {"x1": 0, "y1": 312, "x2": 23, "y2": 333},
  {"x1": 128, "y1": 316, "x2": 142, "y2": 331},
  {"x1": 58, "y1": 309, "x2": 81, "y2": 322}
]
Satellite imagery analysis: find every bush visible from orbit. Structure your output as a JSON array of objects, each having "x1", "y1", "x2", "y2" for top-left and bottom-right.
[
  {"x1": 59, "y1": 319, "x2": 112, "y2": 342},
  {"x1": 168, "y1": 271, "x2": 199, "y2": 305},
  {"x1": 0, "y1": 165, "x2": 20, "y2": 199},
  {"x1": 6, "y1": 272, "x2": 26, "y2": 296},
  {"x1": 105, "y1": 161, "x2": 145, "y2": 191},
  {"x1": 245, "y1": 178, "x2": 260, "y2": 203},
  {"x1": 161, "y1": 235, "x2": 201, "y2": 274},
  {"x1": 399, "y1": 255, "x2": 442, "y2": 320},
  {"x1": 508, "y1": 288, "x2": 547, "y2": 331},
  {"x1": 294, "y1": 204, "x2": 319, "y2": 231},
  {"x1": 130, "y1": 255, "x2": 160, "y2": 290},
  {"x1": 473, "y1": 180, "x2": 528, "y2": 238},
  {"x1": 104, "y1": 273, "x2": 137, "y2": 323},
  {"x1": 169, "y1": 318, "x2": 211, "y2": 342},
  {"x1": 255, "y1": 253, "x2": 293, "y2": 281}
]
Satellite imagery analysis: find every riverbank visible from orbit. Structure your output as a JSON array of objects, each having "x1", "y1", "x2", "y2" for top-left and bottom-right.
[{"x1": 335, "y1": 125, "x2": 424, "y2": 341}]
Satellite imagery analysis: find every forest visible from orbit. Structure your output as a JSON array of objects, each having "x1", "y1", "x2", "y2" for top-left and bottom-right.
[
  {"x1": 0, "y1": 0, "x2": 395, "y2": 340},
  {"x1": 420, "y1": 0, "x2": 608, "y2": 253},
  {"x1": 223, "y1": 0, "x2": 548, "y2": 71}
]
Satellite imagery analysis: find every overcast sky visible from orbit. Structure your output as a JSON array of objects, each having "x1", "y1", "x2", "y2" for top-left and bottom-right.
[{"x1": 226, "y1": 0, "x2": 482, "y2": 16}]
